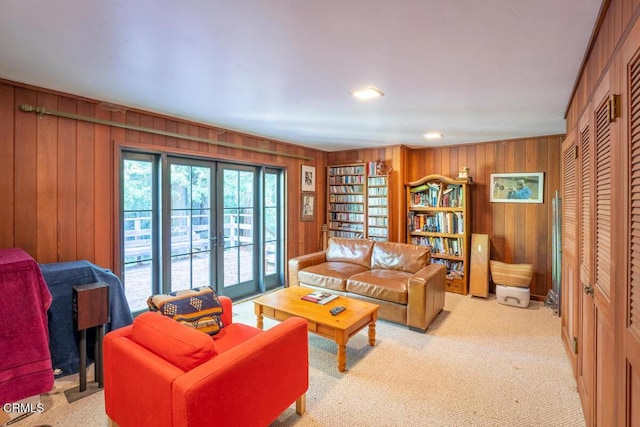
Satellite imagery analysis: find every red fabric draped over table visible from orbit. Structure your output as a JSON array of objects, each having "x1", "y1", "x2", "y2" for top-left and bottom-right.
[{"x1": 0, "y1": 248, "x2": 54, "y2": 403}]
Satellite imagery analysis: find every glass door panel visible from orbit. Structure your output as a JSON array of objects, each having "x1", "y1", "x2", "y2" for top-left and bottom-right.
[
  {"x1": 169, "y1": 162, "x2": 214, "y2": 292},
  {"x1": 121, "y1": 155, "x2": 157, "y2": 312},
  {"x1": 264, "y1": 171, "x2": 279, "y2": 279},
  {"x1": 220, "y1": 166, "x2": 258, "y2": 297}
]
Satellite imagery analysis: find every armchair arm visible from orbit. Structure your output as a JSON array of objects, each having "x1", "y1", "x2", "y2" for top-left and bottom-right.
[
  {"x1": 172, "y1": 317, "x2": 309, "y2": 427},
  {"x1": 219, "y1": 296, "x2": 233, "y2": 326},
  {"x1": 288, "y1": 251, "x2": 327, "y2": 286},
  {"x1": 407, "y1": 263, "x2": 446, "y2": 331}
]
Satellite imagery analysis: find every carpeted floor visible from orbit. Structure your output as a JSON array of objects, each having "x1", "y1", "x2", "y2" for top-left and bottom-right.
[{"x1": 7, "y1": 293, "x2": 585, "y2": 427}]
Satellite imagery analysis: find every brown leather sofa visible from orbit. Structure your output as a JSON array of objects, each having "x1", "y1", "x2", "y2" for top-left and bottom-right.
[{"x1": 288, "y1": 237, "x2": 446, "y2": 332}]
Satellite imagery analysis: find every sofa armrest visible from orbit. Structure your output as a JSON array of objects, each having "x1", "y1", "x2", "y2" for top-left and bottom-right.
[
  {"x1": 173, "y1": 317, "x2": 309, "y2": 427},
  {"x1": 288, "y1": 251, "x2": 327, "y2": 286},
  {"x1": 407, "y1": 263, "x2": 446, "y2": 331}
]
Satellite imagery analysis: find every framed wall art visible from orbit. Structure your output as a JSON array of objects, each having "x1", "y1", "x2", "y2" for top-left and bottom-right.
[
  {"x1": 490, "y1": 172, "x2": 544, "y2": 203},
  {"x1": 301, "y1": 165, "x2": 316, "y2": 192},
  {"x1": 300, "y1": 192, "x2": 316, "y2": 221}
]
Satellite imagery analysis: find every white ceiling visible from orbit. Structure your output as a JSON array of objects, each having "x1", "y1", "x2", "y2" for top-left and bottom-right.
[{"x1": 0, "y1": 0, "x2": 601, "y2": 152}]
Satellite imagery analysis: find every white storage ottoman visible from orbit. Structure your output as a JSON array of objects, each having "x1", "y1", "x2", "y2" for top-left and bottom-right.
[{"x1": 495, "y1": 284, "x2": 530, "y2": 308}]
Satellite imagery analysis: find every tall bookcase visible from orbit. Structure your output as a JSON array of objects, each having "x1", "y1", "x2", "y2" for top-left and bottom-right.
[
  {"x1": 327, "y1": 162, "x2": 389, "y2": 240},
  {"x1": 328, "y1": 163, "x2": 367, "y2": 239},
  {"x1": 366, "y1": 162, "x2": 389, "y2": 241},
  {"x1": 406, "y1": 174, "x2": 471, "y2": 295}
]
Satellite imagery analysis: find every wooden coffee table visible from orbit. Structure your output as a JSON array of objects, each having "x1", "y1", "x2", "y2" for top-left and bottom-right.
[{"x1": 253, "y1": 286, "x2": 380, "y2": 372}]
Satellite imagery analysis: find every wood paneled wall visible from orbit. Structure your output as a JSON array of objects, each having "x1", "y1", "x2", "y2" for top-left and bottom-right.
[
  {"x1": 0, "y1": 78, "x2": 562, "y2": 301},
  {"x1": 0, "y1": 80, "x2": 327, "y2": 277},
  {"x1": 566, "y1": 0, "x2": 636, "y2": 130},
  {"x1": 332, "y1": 136, "x2": 563, "y2": 300}
]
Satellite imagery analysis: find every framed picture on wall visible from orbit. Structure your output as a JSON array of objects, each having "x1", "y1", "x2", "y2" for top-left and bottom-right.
[
  {"x1": 490, "y1": 172, "x2": 544, "y2": 203},
  {"x1": 300, "y1": 192, "x2": 316, "y2": 222},
  {"x1": 301, "y1": 165, "x2": 316, "y2": 192}
]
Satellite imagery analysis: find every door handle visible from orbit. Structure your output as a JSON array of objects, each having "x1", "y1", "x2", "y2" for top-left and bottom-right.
[{"x1": 584, "y1": 284, "x2": 594, "y2": 296}]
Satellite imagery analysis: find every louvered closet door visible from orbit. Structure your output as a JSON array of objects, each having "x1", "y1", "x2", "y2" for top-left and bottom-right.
[
  {"x1": 623, "y1": 26, "x2": 640, "y2": 427},
  {"x1": 592, "y1": 81, "x2": 616, "y2": 427},
  {"x1": 577, "y1": 116, "x2": 595, "y2": 426},
  {"x1": 561, "y1": 134, "x2": 579, "y2": 375}
]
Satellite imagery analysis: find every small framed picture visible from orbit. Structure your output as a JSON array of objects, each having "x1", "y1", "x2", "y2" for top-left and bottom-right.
[
  {"x1": 301, "y1": 165, "x2": 316, "y2": 192},
  {"x1": 300, "y1": 192, "x2": 316, "y2": 222},
  {"x1": 490, "y1": 172, "x2": 544, "y2": 203}
]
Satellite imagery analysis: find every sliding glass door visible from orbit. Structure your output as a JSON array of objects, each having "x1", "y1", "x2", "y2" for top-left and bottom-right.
[{"x1": 121, "y1": 152, "x2": 283, "y2": 313}]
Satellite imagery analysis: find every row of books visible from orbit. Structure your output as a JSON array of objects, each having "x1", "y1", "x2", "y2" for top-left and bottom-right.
[
  {"x1": 330, "y1": 185, "x2": 364, "y2": 194},
  {"x1": 409, "y1": 236, "x2": 465, "y2": 257},
  {"x1": 329, "y1": 230, "x2": 364, "y2": 239},
  {"x1": 330, "y1": 203, "x2": 364, "y2": 212},
  {"x1": 368, "y1": 196, "x2": 387, "y2": 206},
  {"x1": 330, "y1": 194, "x2": 363, "y2": 203},
  {"x1": 432, "y1": 259, "x2": 465, "y2": 278},
  {"x1": 368, "y1": 187, "x2": 387, "y2": 196},
  {"x1": 408, "y1": 211, "x2": 464, "y2": 234},
  {"x1": 368, "y1": 176, "x2": 387, "y2": 186},
  {"x1": 329, "y1": 175, "x2": 364, "y2": 184},
  {"x1": 368, "y1": 207, "x2": 388, "y2": 216},
  {"x1": 329, "y1": 212, "x2": 364, "y2": 222},
  {"x1": 329, "y1": 166, "x2": 365, "y2": 175},
  {"x1": 367, "y1": 227, "x2": 388, "y2": 237},
  {"x1": 410, "y1": 183, "x2": 463, "y2": 208},
  {"x1": 368, "y1": 217, "x2": 388, "y2": 226},
  {"x1": 329, "y1": 222, "x2": 364, "y2": 231}
]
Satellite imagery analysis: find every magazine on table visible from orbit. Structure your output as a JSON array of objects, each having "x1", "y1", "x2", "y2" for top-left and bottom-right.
[{"x1": 301, "y1": 290, "x2": 339, "y2": 305}]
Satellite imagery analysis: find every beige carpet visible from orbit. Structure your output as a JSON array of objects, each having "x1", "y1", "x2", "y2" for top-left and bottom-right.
[{"x1": 8, "y1": 293, "x2": 585, "y2": 427}]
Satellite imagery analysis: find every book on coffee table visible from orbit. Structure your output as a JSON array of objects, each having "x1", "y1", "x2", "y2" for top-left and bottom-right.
[{"x1": 301, "y1": 291, "x2": 339, "y2": 305}]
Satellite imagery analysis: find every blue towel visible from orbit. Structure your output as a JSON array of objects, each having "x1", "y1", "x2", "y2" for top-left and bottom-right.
[{"x1": 40, "y1": 260, "x2": 134, "y2": 377}]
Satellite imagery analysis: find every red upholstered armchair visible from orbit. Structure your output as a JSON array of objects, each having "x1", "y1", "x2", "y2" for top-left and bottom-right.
[{"x1": 103, "y1": 296, "x2": 308, "y2": 427}]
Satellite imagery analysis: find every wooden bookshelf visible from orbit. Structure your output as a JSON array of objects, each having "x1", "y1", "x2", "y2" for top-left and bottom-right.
[
  {"x1": 327, "y1": 161, "x2": 389, "y2": 241},
  {"x1": 366, "y1": 161, "x2": 389, "y2": 241},
  {"x1": 406, "y1": 174, "x2": 471, "y2": 295},
  {"x1": 327, "y1": 163, "x2": 367, "y2": 239}
]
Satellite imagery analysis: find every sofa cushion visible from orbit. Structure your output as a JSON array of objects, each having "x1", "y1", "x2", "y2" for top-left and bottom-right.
[
  {"x1": 371, "y1": 241, "x2": 430, "y2": 274},
  {"x1": 346, "y1": 269, "x2": 413, "y2": 304},
  {"x1": 326, "y1": 238, "x2": 374, "y2": 269},
  {"x1": 299, "y1": 262, "x2": 369, "y2": 291},
  {"x1": 131, "y1": 311, "x2": 218, "y2": 372},
  {"x1": 147, "y1": 286, "x2": 224, "y2": 335}
]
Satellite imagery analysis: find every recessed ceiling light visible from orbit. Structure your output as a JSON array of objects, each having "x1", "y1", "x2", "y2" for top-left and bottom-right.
[
  {"x1": 424, "y1": 132, "x2": 443, "y2": 140},
  {"x1": 351, "y1": 86, "x2": 384, "y2": 100}
]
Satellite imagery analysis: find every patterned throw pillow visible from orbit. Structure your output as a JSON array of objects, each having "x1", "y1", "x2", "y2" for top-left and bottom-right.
[{"x1": 147, "y1": 286, "x2": 224, "y2": 335}]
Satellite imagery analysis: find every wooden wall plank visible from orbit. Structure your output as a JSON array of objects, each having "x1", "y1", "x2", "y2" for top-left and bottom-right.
[
  {"x1": 492, "y1": 141, "x2": 506, "y2": 261},
  {"x1": 13, "y1": 88, "x2": 38, "y2": 257},
  {"x1": 57, "y1": 97, "x2": 77, "y2": 261},
  {"x1": 36, "y1": 92, "x2": 58, "y2": 263},
  {"x1": 0, "y1": 84, "x2": 15, "y2": 248},
  {"x1": 76, "y1": 101, "x2": 96, "y2": 261},
  {"x1": 125, "y1": 111, "x2": 140, "y2": 143},
  {"x1": 165, "y1": 119, "x2": 178, "y2": 148},
  {"x1": 94, "y1": 107, "x2": 112, "y2": 268},
  {"x1": 503, "y1": 141, "x2": 516, "y2": 263},
  {"x1": 139, "y1": 113, "x2": 154, "y2": 146}
]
